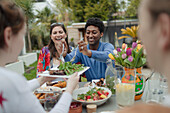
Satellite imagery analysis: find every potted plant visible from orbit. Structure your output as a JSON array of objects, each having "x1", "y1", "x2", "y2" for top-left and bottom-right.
[
  {"x1": 118, "y1": 26, "x2": 139, "y2": 42},
  {"x1": 108, "y1": 42, "x2": 146, "y2": 100}
]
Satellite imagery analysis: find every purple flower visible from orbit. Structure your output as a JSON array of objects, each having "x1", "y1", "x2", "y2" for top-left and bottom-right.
[
  {"x1": 122, "y1": 53, "x2": 127, "y2": 59},
  {"x1": 117, "y1": 48, "x2": 121, "y2": 52},
  {"x1": 128, "y1": 56, "x2": 133, "y2": 62},
  {"x1": 126, "y1": 48, "x2": 132, "y2": 56},
  {"x1": 132, "y1": 42, "x2": 137, "y2": 49}
]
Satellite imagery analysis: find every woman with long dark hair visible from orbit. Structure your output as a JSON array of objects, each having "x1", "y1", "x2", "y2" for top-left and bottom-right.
[{"x1": 37, "y1": 23, "x2": 71, "y2": 74}]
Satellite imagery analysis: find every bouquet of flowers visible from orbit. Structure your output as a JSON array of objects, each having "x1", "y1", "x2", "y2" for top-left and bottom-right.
[{"x1": 109, "y1": 42, "x2": 146, "y2": 68}]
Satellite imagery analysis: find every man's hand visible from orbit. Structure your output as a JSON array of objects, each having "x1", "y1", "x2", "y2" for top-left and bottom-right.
[{"x1": 78, "y1": 40, "x2": 92, "y2": 57}]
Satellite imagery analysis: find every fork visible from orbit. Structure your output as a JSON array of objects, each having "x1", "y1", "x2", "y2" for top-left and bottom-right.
[
  {"x1": 70, "y1": 37, "x2": 84, "y2": 63},
  {"x1": 59, "y1": 44, "x2": 65, "y2": 62},
  {"x1": 70, "y1": 46, "x2": 78, "y2": 63}
]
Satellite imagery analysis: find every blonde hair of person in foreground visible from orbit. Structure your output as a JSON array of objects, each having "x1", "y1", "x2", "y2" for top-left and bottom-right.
[{"x1": 116, "y1": 0, "x2": 170, "y2": 112}]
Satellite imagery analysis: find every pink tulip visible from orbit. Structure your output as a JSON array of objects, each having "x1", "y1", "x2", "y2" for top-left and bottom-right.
[
  {"x1": 128, "y1": 56, "x2": 133, "y2": 62},
  {"x1": 132, "y1": 42, "x2": 137, "y2": 49},
  {"x1": 122, "y1": 53, "x2": 127, "y2": 59}
]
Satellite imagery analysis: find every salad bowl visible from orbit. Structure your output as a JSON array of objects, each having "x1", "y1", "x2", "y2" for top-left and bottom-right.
[{"x1": 72, "y1": 87, "x2": 112, "y2": 106}]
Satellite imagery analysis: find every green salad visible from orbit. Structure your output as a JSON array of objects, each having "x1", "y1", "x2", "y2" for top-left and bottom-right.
[
  {"x1": 77, "y1": 87, "x2": 109, "y2": 101},
  {"x1": 59, "y1": 62, "x2": 85, "y2": 75}
]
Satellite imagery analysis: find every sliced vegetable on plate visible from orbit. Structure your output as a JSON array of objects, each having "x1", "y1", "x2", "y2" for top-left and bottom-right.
[{"x1": 77, "y1": 87, "x2": 109, "y2": 101}]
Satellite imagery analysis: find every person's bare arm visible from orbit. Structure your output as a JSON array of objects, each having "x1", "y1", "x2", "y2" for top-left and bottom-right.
[{"x1": 117, "y1": 104, "x2": 170, "y2": 113}]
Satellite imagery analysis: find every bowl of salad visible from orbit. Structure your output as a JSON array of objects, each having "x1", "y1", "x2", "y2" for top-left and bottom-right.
[{"x1": 72, "y1": 87, "x2": 112, "y2": 106}]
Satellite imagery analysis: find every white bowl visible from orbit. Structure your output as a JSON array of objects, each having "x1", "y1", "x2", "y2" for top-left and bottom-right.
[
  {"x1": 72, "y1": 87, "x2": 112, "y2": 106},
  {"x1": 34, "y1": 86, "x2": 62, "y2": 104}
]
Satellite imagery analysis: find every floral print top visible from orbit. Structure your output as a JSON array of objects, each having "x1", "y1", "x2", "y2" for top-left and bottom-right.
[
  {"x1": 37, "y1": 46, "x2": 86, "y2": 79},
  {"x1": 37, "y1": 46, "x2": 51, "y2": 75}
]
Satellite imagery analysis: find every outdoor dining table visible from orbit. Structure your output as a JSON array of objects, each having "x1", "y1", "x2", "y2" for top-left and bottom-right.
[{"x1": 77, "y1": 82, "x2": 142, "y2": 113}]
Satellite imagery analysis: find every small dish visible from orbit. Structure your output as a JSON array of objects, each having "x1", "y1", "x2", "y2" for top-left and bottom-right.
[
  {"x1": 69, "y1": 102, "x2": 82, "y2": 113},
  {"x1": 34, "y1": 86, "x2": 62, "y2": 104},
  {"x1": 72, "y1": 87, "x2": 112, "y2": 106}
]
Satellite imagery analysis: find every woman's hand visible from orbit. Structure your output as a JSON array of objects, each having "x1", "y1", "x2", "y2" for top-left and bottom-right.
[
  {"x1": 55, "y1": 41, "x2": 62, "y2": 56},
  {"x1": 54, "y1": 39, "x2": 68, "y2": 58},
  {"x1": 65, "y1": 72, "x2": 79, "y2": 94},
  {"x1": 37, "y1": 76, "x2": 57, "y2": 86}
]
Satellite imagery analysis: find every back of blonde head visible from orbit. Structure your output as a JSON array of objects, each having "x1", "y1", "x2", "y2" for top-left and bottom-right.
[{"x1": 144, "y1": 0, "x2": 170, "y2": 22}]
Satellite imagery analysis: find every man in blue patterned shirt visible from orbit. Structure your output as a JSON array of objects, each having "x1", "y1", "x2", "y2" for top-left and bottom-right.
[{"x1": 64, "y1": 18, "x2": 115, "y2": 81}]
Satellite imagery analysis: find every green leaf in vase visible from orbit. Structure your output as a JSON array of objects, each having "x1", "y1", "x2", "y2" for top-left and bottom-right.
[
  {"x1": 116, "y1": 57, "x2": 121, "y2": 65},
  {"x1": 124, "y1": 58, "x2": 133, "y2": 66},
  {"x1": 110, "y1": 76, "x2": 115, "y2": 81},
  {"x1": 134, "y1": 48, "x2": 143, "y2": 67},
  {"x1": 106, "y1": 75, "x2": 110, "y2": 80},
  {"x1": 132, "y1": 50, "x2": 136, "y2": 58},
  {"x1": 111, "y1": 89, "x2": 115, "y2": 94},
  {"x1": 109, "y1": 82, "x2": 114, "y2": 87},
  {"x1": 106, "y1": 75, "x2": 115, "y2": 94},
  {"x1": 142, "y1": 58, "x2": 146, "y2": 65},
  {"x1": 136, "y1": 58, "x2": 143, "y2": 68}
]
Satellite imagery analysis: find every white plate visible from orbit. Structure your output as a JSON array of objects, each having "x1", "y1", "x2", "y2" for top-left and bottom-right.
[
  {"x1": 72, "y1": 87, "x2": 112, "y2": 106},
  {"x1": 34, "y1": 86, "x2": 62, "y2": 93},
  {"x1": 37, "y1": 67, "x2": 90, "y2": 78},
  {"x1": 42, "y1": 81, "x2": 66, "y2": 91}
]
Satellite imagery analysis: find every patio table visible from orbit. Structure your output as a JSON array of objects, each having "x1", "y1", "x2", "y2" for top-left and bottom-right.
[{"x1": 77, "y1": 82, "x2": 142, "y2": 113}]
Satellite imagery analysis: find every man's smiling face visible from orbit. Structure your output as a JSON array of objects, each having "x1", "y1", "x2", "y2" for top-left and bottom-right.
[{"x1": 85, "y1": 25, "x2": 103, "y2": 46}]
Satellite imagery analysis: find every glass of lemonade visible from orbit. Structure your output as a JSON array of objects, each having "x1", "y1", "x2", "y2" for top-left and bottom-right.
[{"x1": 115, "y1": 67, "x2": 136, "y2": 107}]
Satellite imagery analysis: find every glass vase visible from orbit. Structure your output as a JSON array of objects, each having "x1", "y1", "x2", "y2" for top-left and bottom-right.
[{"x1": 105, "y1": 59, "x2": 116, "y2": 94}]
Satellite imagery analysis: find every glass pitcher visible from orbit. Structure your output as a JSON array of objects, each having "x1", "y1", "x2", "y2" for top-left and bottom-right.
[
  {"x1": 115, "y1": 67, "x2": 136, "y2": 107},
  {"x1": 105, "y1": 59, "x2": 116, "y2": 94}
]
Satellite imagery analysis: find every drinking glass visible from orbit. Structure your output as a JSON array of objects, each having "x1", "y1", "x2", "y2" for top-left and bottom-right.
[
  {"x1": 145, "y1": 72, "x2": 168, "y2": 104},
  {"x1": 115, "y1": 67, "x2": 136, "y2": 107},
  {"x1": 44, "y1": 93, "x2": 59, "y2": 111}
]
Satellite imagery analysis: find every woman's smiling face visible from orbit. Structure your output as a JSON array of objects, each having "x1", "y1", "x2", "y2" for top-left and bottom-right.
[{"x1": 50, "y1": 26, "x2": 67, "y2": 44}]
